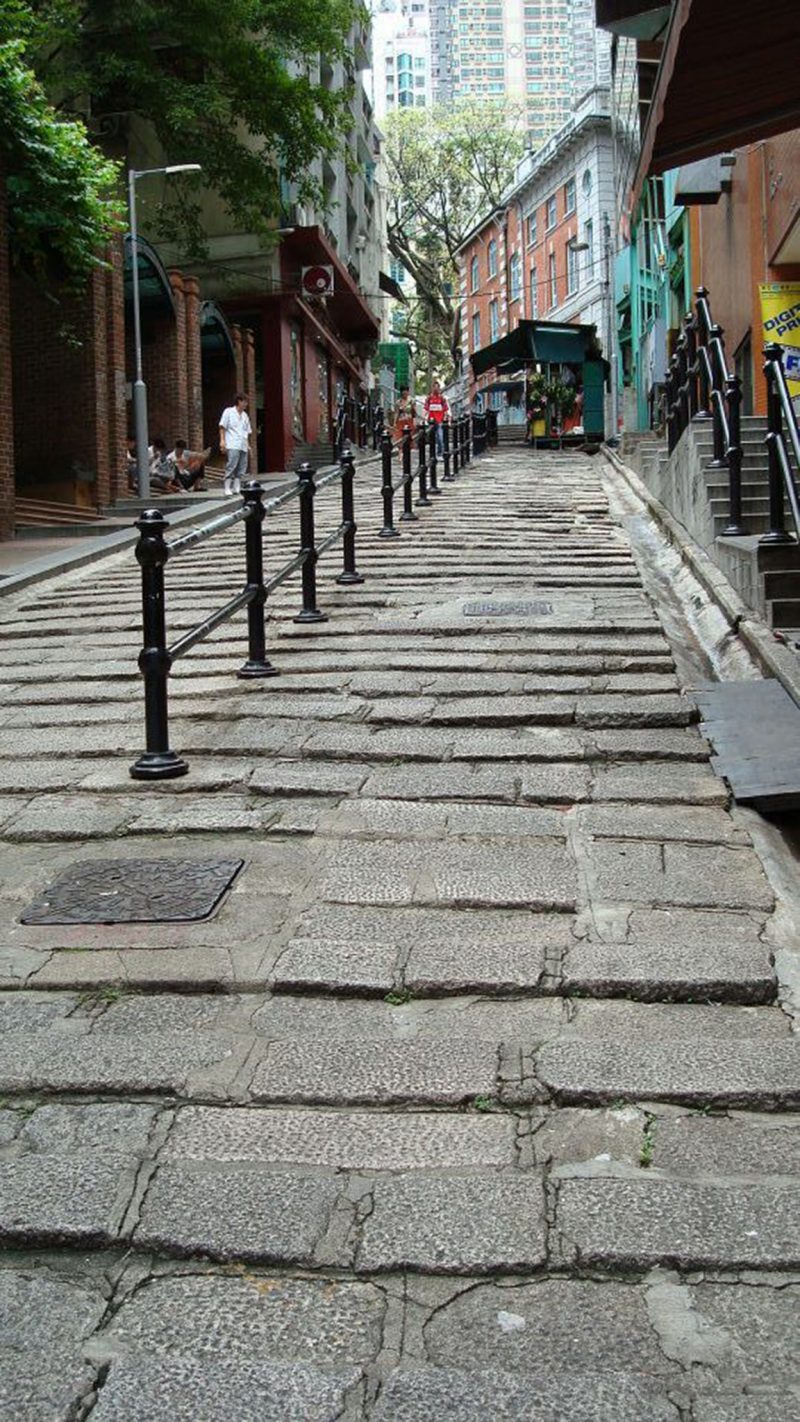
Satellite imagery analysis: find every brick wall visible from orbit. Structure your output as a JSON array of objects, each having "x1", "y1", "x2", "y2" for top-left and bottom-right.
[
  {"x1": 184, "y1": 277, "x2": 203, "y2": 448},
  {"x1": 125, "y1": 268, "x2": 202, "y2": 454},
  {"x1": 11, "y1": 265, "x2": 105, "y2": 503},
  {"x1": 202, "y1": 353, "x2": 237, "y2": 451},
  {"x1": 0, "y1": 166, "x2": 14, "y2": 537}
]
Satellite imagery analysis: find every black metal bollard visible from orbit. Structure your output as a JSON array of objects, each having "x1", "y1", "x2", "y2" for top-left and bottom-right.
[
  {"x1": 760, "y1": 344, "x2": 793, "y2": 544},
  {"x1": 238, "y1": 482, "x2": 279, "y2": 678},
  {"x1": 337, "y1": 448, "x2": 365, "y2": 584},
  {"x1": 130, "y1": 509, "x2": 188, "y2": 780},
  {"x1": 358, "y1": 400, "x2": 368, "y2": 449},
  {"x1": 294, "y1": 462, "x2": 328, "y2": 623},
  {"x1": 379, "y1": 431, "x2": 400, "y2": 537},
  {"x1": 442, "y1": 419, "x2": 453, "y2": 481},
  {"x1": 452, "y1": 416, "x2": 461, "y2": 476},
  {"x1": 465, "y1": 414, "x2": 472, "y2": 464},
  {"x1": 415, "y1": 424, "x2": 431, "y2": 506},
  {"x1": 428, "y1": 419, "x2": 441, "y2": 494},
  {"x1": 400, "y1": 427, "x2": 417, "y2": 521}
]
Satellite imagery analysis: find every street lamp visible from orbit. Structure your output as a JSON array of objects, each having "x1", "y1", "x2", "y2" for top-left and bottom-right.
[{"x1": 128, "y1": 163, "x2": 202, "y2": 499}]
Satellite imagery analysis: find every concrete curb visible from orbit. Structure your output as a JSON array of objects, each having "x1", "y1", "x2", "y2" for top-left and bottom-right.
[
  {"x1": 0, "y1": 496, "x2": 231, "y2": 599},
  {"x1": 603, "y1": 444, "x2": 800, "y2": 711}
]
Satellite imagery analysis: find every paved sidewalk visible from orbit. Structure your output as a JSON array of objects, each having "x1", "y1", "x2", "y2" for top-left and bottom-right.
[{"x1": 0, "y1": 447, "x2": 798, "y2": 1420}]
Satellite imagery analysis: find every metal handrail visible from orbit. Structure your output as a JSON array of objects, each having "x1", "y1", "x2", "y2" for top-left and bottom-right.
[{"x1": 761, "y1": 343, "x2": 800, "y2": 545}]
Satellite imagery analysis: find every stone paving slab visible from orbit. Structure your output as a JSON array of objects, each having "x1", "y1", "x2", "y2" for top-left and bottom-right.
[
  {"x1": 373, "y1": 1366, "x2": 680, "y2": 1421},
  {"x1": 320, "y1": 840, "x2": 578, "y2": 909},
  {"x1": 98, "y1": 1271, "x2": 385, "y2": 1363},
  {"x1": 555, "y1": 1178, "x2": 800, "y2": 1270},
  {"x1": 422, "y1": 1276, "x2": 673, "y2": 1375},
  {"x1": 134, "y1": 1163, "x2": 341, "y2": 1263},
  {"x1": 165, "y1": 1106, "x2": 517, "y2": 1169},
  {"x1": 578, "y1": 803, "x2": 748, "y2": 843},
  {"x1": 650, "y1": 1111, "x2": 800, "y2": 1175},
  {"x1": 586, "y1": 840, "x2": 774, "y2": 910},
  {"x1": 91, "y1": 1356, "x2": 362, "y2": 1422},
  {"x1": 0, "y1": 1030, "x2": 251, "y2": 1097},
  {"x1": 537, "y1": 1039, "x2": 800, "y2": 1107},
  {"x1": 251, "y1": 1039, "x2": 499, "y2": 1106},
  {"x1": 0, "y1": 1153, "x2": 135, "y2": 1247},
  {"x1": 0, "y1": 1269, "x2": 106, "y2": 1422},
  {"x1": 357, "y1": 1173, "x2": 546, "y2": 1274}
]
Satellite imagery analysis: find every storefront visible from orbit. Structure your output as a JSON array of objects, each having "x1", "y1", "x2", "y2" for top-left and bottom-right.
[{"x1": 470, "y1": 319, "x2": 608, "y2": 445}]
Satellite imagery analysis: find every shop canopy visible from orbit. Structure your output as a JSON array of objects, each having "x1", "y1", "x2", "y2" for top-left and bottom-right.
[{"x1": 470, "y1": 320, "x2": 604, "y2": 378}]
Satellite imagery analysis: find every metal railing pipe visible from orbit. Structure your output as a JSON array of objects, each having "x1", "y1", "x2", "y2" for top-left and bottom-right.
[{"x1": 760, "y1": 344, "x2": 796, "y2": 545}]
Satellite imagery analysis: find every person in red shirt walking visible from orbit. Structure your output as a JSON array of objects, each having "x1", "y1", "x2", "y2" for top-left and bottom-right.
[{"x1": 424, "y1": 378, "x2": 449, "y2": 456}]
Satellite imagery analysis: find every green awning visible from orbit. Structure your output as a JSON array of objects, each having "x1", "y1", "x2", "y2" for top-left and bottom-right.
[{"x1": 471, "y1": 320, "x2": 603, "y2": 377}]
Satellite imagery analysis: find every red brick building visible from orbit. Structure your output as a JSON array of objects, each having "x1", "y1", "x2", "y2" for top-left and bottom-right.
[{"x1": 457, "y1": 93, "x2": 614, "y2": 419}]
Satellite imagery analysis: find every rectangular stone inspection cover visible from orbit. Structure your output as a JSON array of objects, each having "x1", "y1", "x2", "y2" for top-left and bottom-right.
[
  {"x1": 20, "y1": 858, "x2": 244, "y2": 925},
  {"x1": 463, "y1": 600, "x2": 553, "y2": 617}
]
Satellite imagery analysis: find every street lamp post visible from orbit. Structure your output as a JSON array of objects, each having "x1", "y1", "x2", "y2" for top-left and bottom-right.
[{"x1": 127, "y1": 164, "x2": 201, "y2": 500}]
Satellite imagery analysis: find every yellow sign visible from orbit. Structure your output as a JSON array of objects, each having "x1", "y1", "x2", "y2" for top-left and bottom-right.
[{"x1": 759, "y1": 283, "x2": 800, "y2": 396}]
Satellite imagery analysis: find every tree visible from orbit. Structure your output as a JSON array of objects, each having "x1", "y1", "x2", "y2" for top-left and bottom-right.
[
  {"x1": 0, "y1": 26, "x2": 122, "y2": 286},
  {"x1": 384, "y1": 100, "x2": 524, "y2": 380},
  {"x1": 16, "y1": 0, "x2": 363, "y2": 250}
]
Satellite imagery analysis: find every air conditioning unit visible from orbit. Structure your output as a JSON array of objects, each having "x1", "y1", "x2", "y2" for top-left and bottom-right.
[{"x1": 301, "y1": 265, "x2": 334, "y2": 297}]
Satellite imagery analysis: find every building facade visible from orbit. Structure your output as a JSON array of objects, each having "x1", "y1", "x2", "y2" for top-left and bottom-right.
[
  {"x1": 602, "y1": 2, "x2": 800, "y2": 431},
  {"x1": 371, "y1": 0, "x2": 432, "y2": 121},
  {"x1": 439, "y1": 0, "x2": 610, "y2": 147},
  {"x1": 457, "y1": 90, "x2": 615, "y2": 417}
]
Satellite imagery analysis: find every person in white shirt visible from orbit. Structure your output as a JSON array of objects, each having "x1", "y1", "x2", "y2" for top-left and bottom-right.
[{"x1": 218, "y1": 393, "x2": 252, "y2": 495}]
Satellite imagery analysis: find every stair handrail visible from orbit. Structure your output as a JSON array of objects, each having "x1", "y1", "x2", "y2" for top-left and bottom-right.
[
  {"x1": 692, "y1": 287, "x2": 746, "y2": 536},
  {"x1": 760, "y1": 342, "x2": 800, "y2": 545}
]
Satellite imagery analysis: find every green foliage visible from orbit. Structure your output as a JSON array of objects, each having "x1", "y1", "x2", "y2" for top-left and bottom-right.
[
  {"x1": 0, "y1": 31, "x2": 123, "y2": 285},
  {"x1": 20, "y1": 0, "x2": 363, "y2": 250},
  {"x1": 384, "y1": 100, "x2": 525, "y2": 379}
]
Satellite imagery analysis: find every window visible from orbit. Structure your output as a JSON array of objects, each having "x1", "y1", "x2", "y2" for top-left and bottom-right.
[
  {"x1": 529, "y1": 264, "x2": 539, "y2": 318},
  {"x1": 549, "y1": 250, "x2": 557, "y2": 308},
  {"x1": 546, "y1": 195, "x2": 557, "y2": 230},
  {"x1": 509, "y1": 252, "x2": 521, "y2": 302},
  {"x1": 584, "y1": 220, "x2": 594, "y2": 280},
  {"x1": 564, "y1": 178, "x2": 576, "y2": 214},
  {"x1": 566, "y1": 239, "x2": 579, "y2": 295},
  {"x1": 487, "y1": 238, "x2": 497, "y2": 277},
  {"x1": 526, "y1": 212, "x2": 537, "y2": 246},
  {"x1": 470, "y1": 254, "x2": 479, "y2": 292},
  {"x1": 489, "y1": 299, "x2": 499, "y2": 341},
  {"x1": 471, "y1": 310, "x2": 481, "y2": 351}
]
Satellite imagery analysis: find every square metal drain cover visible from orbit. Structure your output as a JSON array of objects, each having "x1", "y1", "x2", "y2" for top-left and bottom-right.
[
  {"x1": 463, "y1": 600, "x2": 553, "y2": 617},
  {"x1": 21, "y1": 858, "x2": 244, "y2": 925}
]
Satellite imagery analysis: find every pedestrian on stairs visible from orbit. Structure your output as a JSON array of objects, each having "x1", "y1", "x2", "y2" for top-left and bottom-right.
[
  {"x1": 218, "y1": 393, "x2": 252, "y2": 496},
  {"x1": 424, "y1": 378, "x2": 449, "y2": 457}
]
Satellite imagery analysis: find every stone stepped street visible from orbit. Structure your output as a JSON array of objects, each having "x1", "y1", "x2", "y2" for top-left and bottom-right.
[{"x1": 0, "y1": 446, "x2": 798, "y2": 1420}]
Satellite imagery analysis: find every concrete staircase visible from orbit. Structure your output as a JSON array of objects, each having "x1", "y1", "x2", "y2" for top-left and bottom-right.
[{"x1": 624, "y1": 416, "x2": 800, "y2": 635}]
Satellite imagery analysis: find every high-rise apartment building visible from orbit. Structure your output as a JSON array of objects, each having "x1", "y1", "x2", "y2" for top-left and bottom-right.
[
  {"x1": 370, "y1": 0, "x2": 433, "y2": 121},
  {"x1": 435, "y1": 1, "x2": 610, "y2": 148}
]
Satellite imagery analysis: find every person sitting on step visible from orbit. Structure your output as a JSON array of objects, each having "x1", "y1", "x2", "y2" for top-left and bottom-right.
[{"x1": 168, "y1": 439, "x2": 212, "y2": 490}]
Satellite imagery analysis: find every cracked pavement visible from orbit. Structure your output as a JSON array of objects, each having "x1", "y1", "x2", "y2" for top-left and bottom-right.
[{"x1": 0, "y1": 447, "x2": 798, "y2": 1419}]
